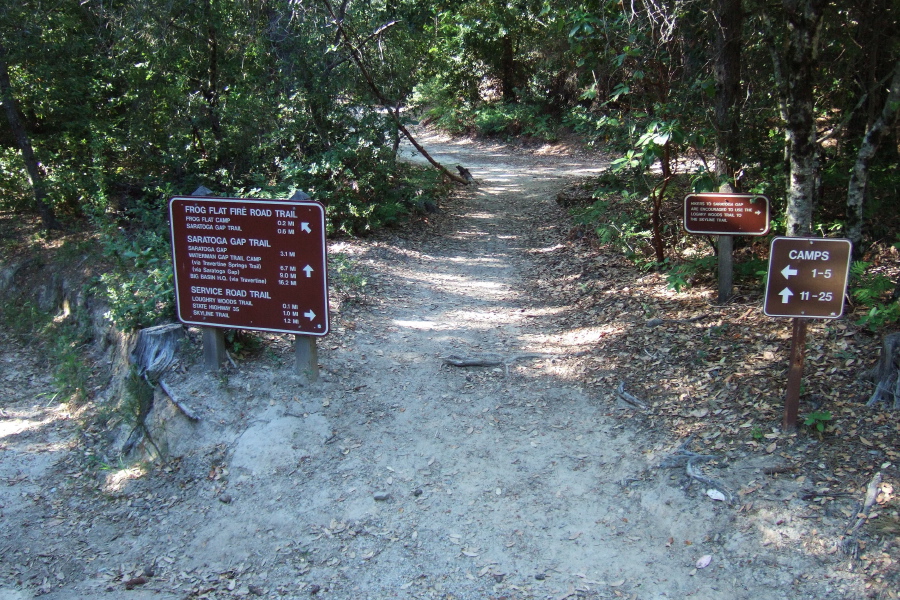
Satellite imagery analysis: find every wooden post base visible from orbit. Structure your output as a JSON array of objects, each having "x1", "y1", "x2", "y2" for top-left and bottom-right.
[
  {"x1": 202, "y1": 326, "x2": 226, "y2": 372},
  {"x1": 295, "y1": 335, "x2": 319, "y2": 382}
]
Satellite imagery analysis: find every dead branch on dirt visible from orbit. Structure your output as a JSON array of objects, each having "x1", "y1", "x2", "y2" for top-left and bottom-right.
[
  {"x1": 659, "y1": 438, "x2": 733, "y2": 504},
  {"x1": 159, "y1": 379, "x2": 199, "y2": 422},
  {"x1": 615, "y1": 382, "x2": 648, "y2": 410},
  {"x1": 320, "y1": 0, "x2": 469, "y2": 186},
  {"x1": 839, "y1": 471, "x2": 883, "y2": 557},
  {"x1": 864, "y1": 333, "x2": 900, "y2": 409},
  {"x1": 441, "y1": 353, "x2": 549, "y2": 376}
]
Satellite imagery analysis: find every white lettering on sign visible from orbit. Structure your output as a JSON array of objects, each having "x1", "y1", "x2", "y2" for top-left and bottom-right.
[
  {"x1": 187, "y1": 235, "x2": 228, "y2": 244},
  {"x1": 788, "y1": 249, "x2": 830, "y2": 260},
  {"x1": 190, "y1": 286, "x2": 223, "y2": 295}
]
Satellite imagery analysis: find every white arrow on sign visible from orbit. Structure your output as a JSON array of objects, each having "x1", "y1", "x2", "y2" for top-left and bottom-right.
[
  {"x1": 779, "y1": 287, "x2": 794, "y2": 303},
  {"x1": 304, "y1": 310, "x2": 316, "y2": 320},
  {"x1": 303, "y1": 265, "x2": 314, "y2": 277},
  {"x1": 300, "y1": 222, "x2": 312, "y2": 233},
  {"x1": 781, "y1": 264, "x2": 798, "y2": 279}
]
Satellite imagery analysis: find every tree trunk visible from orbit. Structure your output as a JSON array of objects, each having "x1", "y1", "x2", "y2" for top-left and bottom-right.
[
  {"x1": 846, "y1": 60, "x2": 900, "y2": 256},
  {"x1": 499, "y1": 35, "x2": 518, "y2": 103},
  {"x1": 782, "y1": 0, "x2": 826, "y2": 237},
  {"x1": 864, "y1": 332, "x2": 900, "y2": 410},
  {"x1": 713, "y1": 0, "x2": 743, "y2": 186},
  {"x1": 0, "y1": 45, "x2": 59, "y2": 231}
]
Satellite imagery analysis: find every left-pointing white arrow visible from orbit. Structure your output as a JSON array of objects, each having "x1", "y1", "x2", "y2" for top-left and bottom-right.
[
  {"x1": 301, "y1": 222, "x2": 312, "y2": 233},
  {"x1": 303, "y1": 265, "x2": 314, "y2": 277},
  {"x1": 779, "y1": 288, "x2": 794, "y2": 303},
  {"x1": 781, "y1": 264, "x2": 798, "y2": 279},
  {"x1": 304, "y1": 310, "x2": 316, "y2": 320}
]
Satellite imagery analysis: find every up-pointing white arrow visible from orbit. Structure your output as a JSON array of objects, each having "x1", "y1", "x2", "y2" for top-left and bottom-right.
[
  {"x1": 303, "y1": 265, "x2": 314, "y2": 277},
  {"x1": 779, "y1": 288, "x2": 794, "y2": 303},
  {"x1": 304, "y1": 310, "x2": 316, "y2": 320},
  {"x1": 300, "y1": 222, "x2": 312, "y2": 233},
  {"x1": 781, "y1": 264, "x2": 798, "y2": 279}
]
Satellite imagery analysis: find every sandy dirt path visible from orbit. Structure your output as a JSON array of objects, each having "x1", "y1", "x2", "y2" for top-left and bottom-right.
[{"x1": 0, "y1": 132, "x2": 865, "y2": 599}]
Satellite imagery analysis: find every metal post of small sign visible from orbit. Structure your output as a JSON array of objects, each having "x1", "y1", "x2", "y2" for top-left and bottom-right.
[
  {"x1": 763, "y1": 237, "x2": 852, "y2": 431},
  {"x1": 192, "y1": 186, "x2": 227, "y2": 372},
  {"x1": 716, "y1": 184, "x2": 735, "y2": 303},
  {"x1": 717, "y1": 234, "x2": 734, "y2": 303},
  {"x1": 783, "y1": 318, "x2": 808, "y2": 431},
  {"x1": 289, "y1": 190, "x2": 319, "y2": 382}
]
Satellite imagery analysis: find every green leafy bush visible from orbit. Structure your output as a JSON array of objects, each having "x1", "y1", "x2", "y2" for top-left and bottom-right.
[
  {"x1": 803, "y1": 410, "x2": 833, "y2": 433},
  {"x1": 850, "y1": 257, "x2": 900, "y2": 330}
]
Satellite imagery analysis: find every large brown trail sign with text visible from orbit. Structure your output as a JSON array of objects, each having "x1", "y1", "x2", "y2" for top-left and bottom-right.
[{"x1": 169, "y1": 197, "x2": 329, "y2": 336}]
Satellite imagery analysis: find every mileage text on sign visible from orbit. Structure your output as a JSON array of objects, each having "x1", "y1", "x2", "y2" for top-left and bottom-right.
[{"x1": 169, "y1": 197, "x2": 329, "y2": 336}]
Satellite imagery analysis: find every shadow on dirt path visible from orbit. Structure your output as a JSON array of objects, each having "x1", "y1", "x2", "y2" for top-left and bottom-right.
[{"x1": 0, "y1": 131, "x2": 866, "y2": 599}]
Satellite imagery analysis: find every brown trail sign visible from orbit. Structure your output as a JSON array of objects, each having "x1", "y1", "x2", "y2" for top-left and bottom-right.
[
  {"x1": 169, "y1": 196, "x2": 329, "y2": 337},
  {"x1": 763, "y1": 237, "x2": 852, "y2": 319},
  {"x1": 683, "y1": 192, "x2": 770, "y2": 303},
  {"x1": 683, "y1": 193, "x2": 769, "y2": 236},
  {"x1": 761, "y1": 236, "x2": 852, "y2": 431}
]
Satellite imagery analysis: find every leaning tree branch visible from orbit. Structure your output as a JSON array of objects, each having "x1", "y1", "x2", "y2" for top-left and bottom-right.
[{"x1": 320, "y1": 0, "x2": 469, "y2": 185}]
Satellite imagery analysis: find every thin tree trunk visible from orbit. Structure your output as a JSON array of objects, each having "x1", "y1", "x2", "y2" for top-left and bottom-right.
[
  {"x1": 846, "y1": 60, "x2": 900, "y2": 256},
  {"x1": 782, "y1": 0, "x2": 826, "y2": 237},
  {"x1": 0, "y1": 45, "x2": 58, "y2": 231},
  {"x1": 713, "y1": 0, "x2": 743, "y2": 186}
]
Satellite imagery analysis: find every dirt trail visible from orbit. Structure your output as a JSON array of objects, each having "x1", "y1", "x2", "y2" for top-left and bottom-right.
[{"x1": 0, "y1": 132, "x2": 866, "y2": 599}]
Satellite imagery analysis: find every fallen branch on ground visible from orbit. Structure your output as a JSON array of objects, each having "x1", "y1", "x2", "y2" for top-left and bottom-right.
[
  {"x1": 839, "y1": 471, "x2": 882, "y2": 557},
  {"x1": 441, "y1": 353, "x2": 549, "y2": 376},
  {"x1": 159, "y1": 379, "x2": 200, "y2": 422},
  {"x1": 659, "y1": 437, "x2": 733, "y2": 504},
  {"x1": 615, "y1": 382, "x2": 648, "y2": 410}
]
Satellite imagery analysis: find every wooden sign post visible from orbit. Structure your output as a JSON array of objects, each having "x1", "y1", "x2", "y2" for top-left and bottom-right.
[{"x1": 190, "y1": 187, "x2": 227, "y2": 371}]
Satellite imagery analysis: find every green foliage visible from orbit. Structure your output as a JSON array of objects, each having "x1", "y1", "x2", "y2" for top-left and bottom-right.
[
  {"x1": 224, "y1": 330, "x2": 261, "y2": 359},
  {"x1": 666, "y1": 255, "x2": 718, "y2": 292},
  {"x1": 570, "y1": 174, "x2": 653, "y2": 259},
  {"x1": 803, "y1": 410, "x2": 833, "y2": 434},
  {"x1": 96, "y1": 218, "x2": 175, "y2": 332},
  {"x1": 329, "y1": 252, "x2": 370, "y2": 305},
  {"x1": 0, "y1": 298, "x2": 92, "y2": 404},
  {"x1": 850, "y1": 258, "x2": 900, "y2": 330},
  {"x1": 122, "y1": 368, "x2": 155, "y2": 428}
]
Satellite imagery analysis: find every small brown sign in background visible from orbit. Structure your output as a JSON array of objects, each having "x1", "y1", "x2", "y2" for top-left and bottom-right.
[
  {"x1": 763, "y1": 237, "x2": 852, "y2": 319},
  {"x1": 170, "y1": 196, "x2": 329, "y2": 336},
  {"x1": 683, "y1": 193, "x2": 769, "y2": 236}
]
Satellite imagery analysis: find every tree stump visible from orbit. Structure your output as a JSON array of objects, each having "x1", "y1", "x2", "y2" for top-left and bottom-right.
[
  {"x1": 130, "y1": 323, "x2": 185, "y2": 380},
  {"x1": 865, "y1": 332, "x2": 900, "y2": 410}
]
